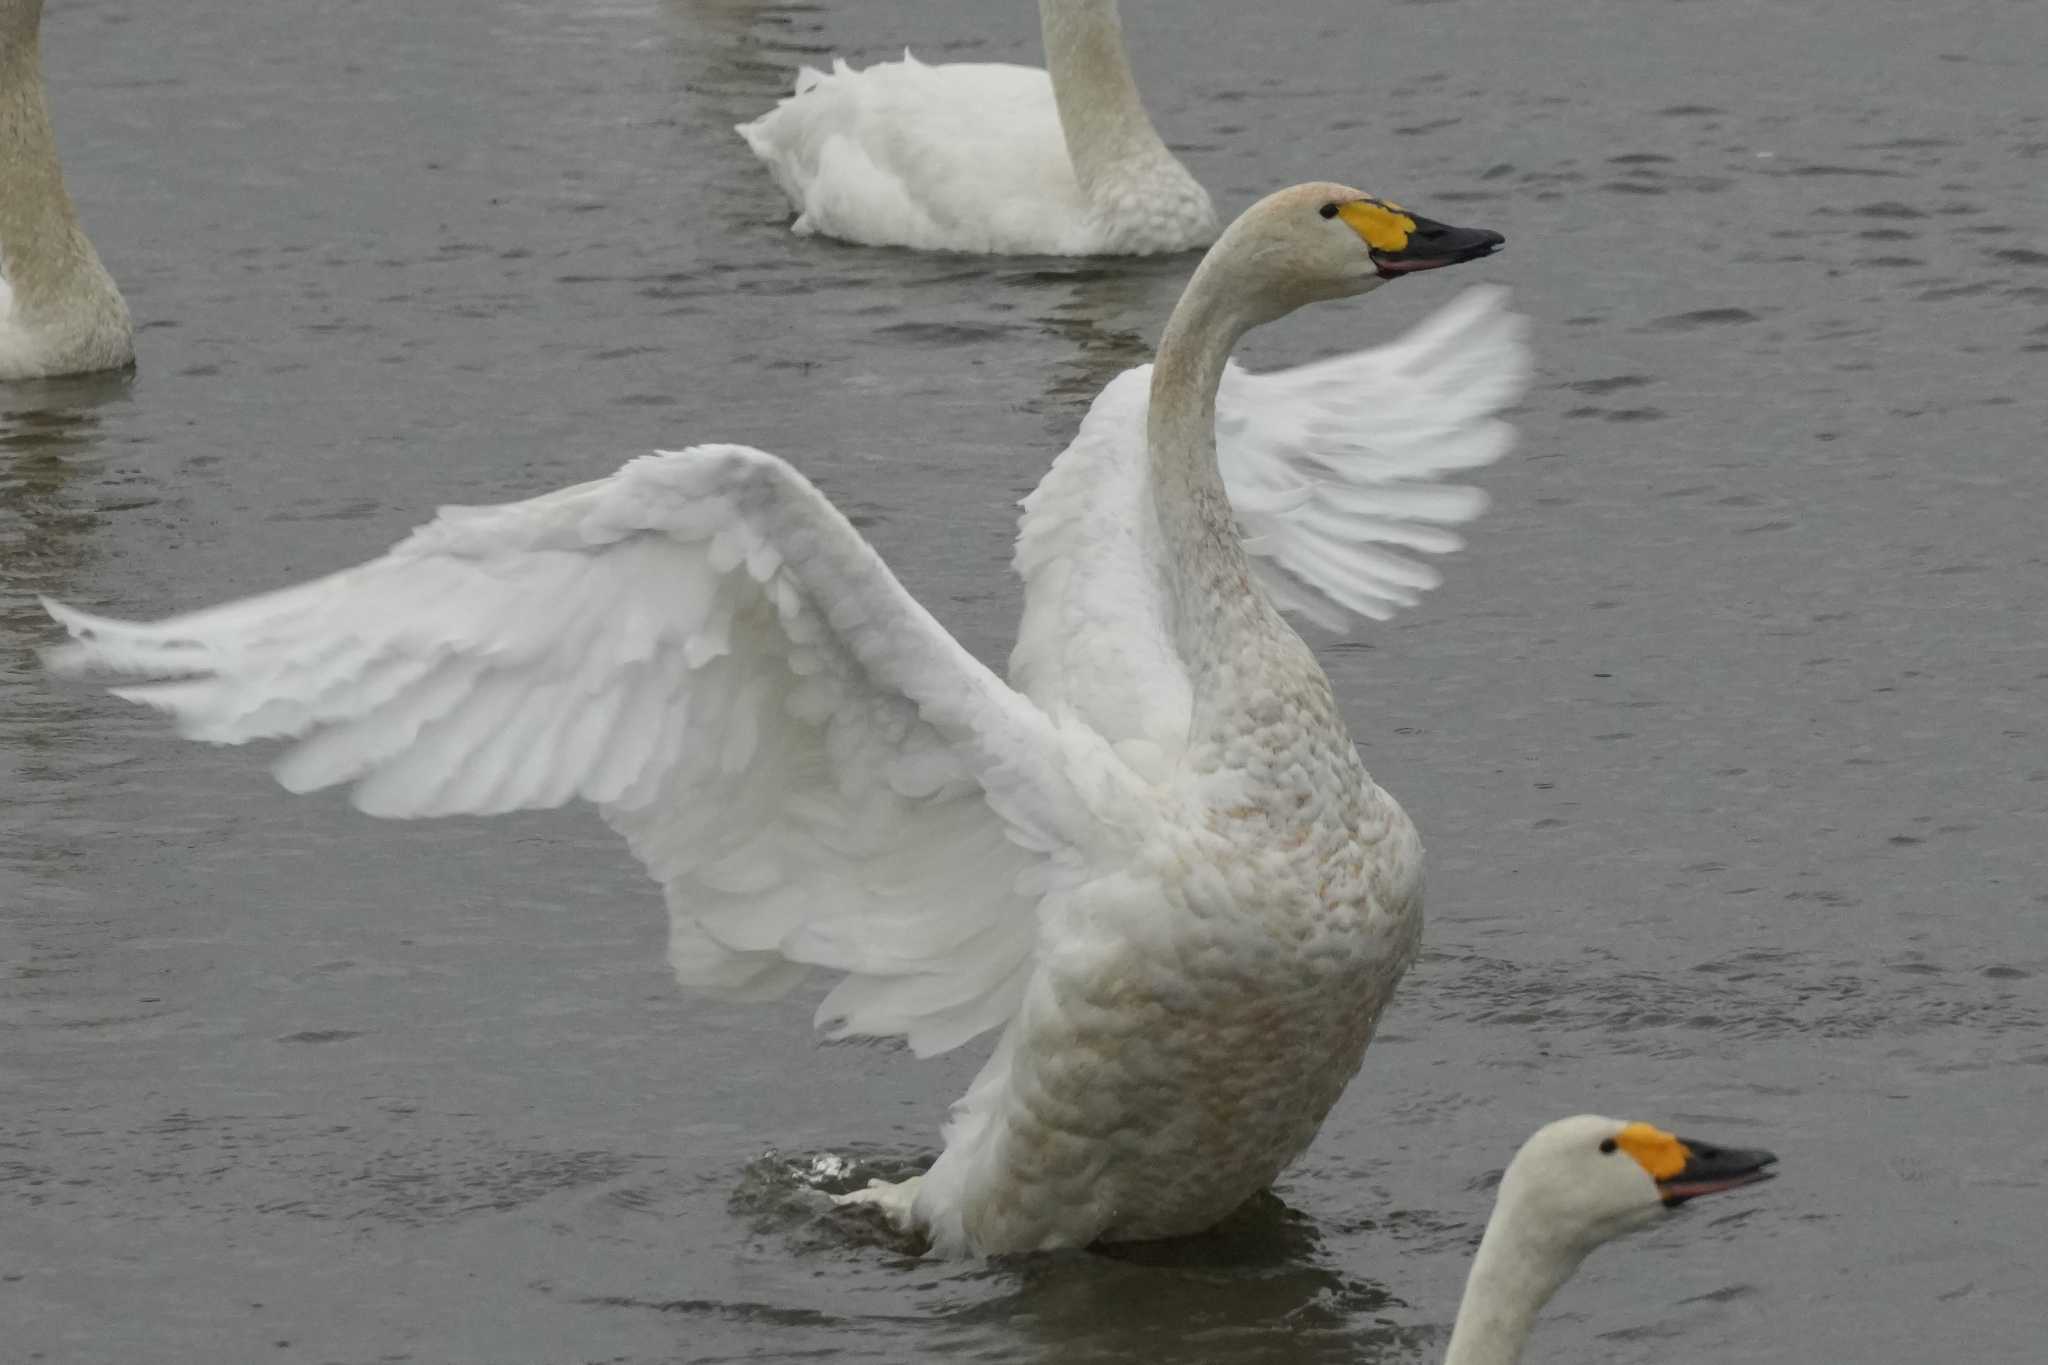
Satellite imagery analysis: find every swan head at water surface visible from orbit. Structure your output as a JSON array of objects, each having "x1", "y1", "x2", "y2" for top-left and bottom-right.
[
  {"x1": 1497, "y1": 1115, "x2": 1776, "y2": 1243},
  {"x1": 1443, "y1": 1116, "x2": 1778, "y2": 1365}
]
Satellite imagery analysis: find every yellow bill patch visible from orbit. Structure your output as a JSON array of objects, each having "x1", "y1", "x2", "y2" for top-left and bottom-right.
[
  {"x1": 1336, "y1": 198, "x2": 1416, "y2": 252},
  {"x1": 1614, "y1": 1122, "x2": 1691, "y2": 1180}
]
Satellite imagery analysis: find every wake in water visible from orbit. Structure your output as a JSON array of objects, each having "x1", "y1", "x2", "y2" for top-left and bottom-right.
[{"x1": 730, "y1": 1149, "x2": 937, "y2": 1257}]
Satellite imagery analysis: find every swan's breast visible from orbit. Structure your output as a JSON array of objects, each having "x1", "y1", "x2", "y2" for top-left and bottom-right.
[
  {"x1": 1082, "y1": 155, "x2": 1220, "y2": 256},
  {"x1": 924, "y1": 734, "x2": 1423, "y2": 1252},
  {"x1": 971, "y1": 803, "x2": 1418, "y2": 1245}
]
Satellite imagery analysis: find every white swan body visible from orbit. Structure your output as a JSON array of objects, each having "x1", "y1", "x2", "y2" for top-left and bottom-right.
[
  {"x1": 44, "y1": 185, "x2": 1519, "y2": 1255},
  {"x1": 0, "y1": 0, "x2": 132, "y2": 380},
  {"x1": 737, "y1": 1, "x2": 1217, "y2": 255},
  {"x1": 1445, "y1": 1116, "x2": 1777, "y2": 1365}
]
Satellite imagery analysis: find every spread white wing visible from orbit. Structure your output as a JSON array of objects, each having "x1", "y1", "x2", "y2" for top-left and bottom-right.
[
  {"x1": 1011, "y1": 286, "x2": 1528, "y2": 761},
  {"x1": 1011, "y1": 366, "x2": 1192, "y2": 777},
  {"x1": 44, "y1": 445, "x2": 1113, "y2": 1058},
  {"x1": 1217, "y1": 285, "x2": 1530, "y2": 631}
]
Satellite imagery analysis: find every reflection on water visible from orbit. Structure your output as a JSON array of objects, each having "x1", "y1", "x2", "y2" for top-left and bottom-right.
[
  {"x1": 0, "y1": 371, "x2": 144, "y2": 827},
  {"x1": 0, "y1": 373, "x2": 154, "y2": 1069},
  {"x1": 660, "y1": 0, "x2": 832, "y2": 99},
  {"x1": 0, "y1": 372, "x2": 136, "y2": 627},
  {"x1": 1020, "y1": 258, "x2": 1189, "y2": 424},
  {"x1": 684, "y1": 1147, "x2": 1425, "y2": 1365},
  {"x1": 656, "y1": 0, "x2": 834, "y2": 245}
]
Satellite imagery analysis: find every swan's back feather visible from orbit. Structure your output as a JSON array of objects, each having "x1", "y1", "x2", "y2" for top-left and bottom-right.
[
  {"x1": 45, "y1": 445, "x2": 1119, "y2": 1058},
  {"x1": 737, "y1": 55, "x2": 1092, "y2": 255}
]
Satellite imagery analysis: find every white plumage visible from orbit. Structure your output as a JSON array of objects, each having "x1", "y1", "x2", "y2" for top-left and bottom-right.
[
  {"x1": 736, "y1": 1, "x2": 1217, "y2": 256},
  {"x1": 1016, "y1": 285, "x2": 1524, "y2": 752},
  {"x1": 45, "y1": 185, "x2": 1524, "y2": 1254},
  {"x1": 1442, "y1": 1117, "x2": 1777, "y2": 1365}
]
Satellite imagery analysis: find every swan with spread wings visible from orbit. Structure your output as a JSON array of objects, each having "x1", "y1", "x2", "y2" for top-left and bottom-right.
[{"x1": 45, "y1": 183, "x2": 1522, "y2": 1256}]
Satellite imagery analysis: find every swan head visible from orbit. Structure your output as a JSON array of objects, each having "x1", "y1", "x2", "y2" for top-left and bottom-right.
[
  {"x1": 1498, "y1": 1114, "x2": 1778, "y2": 1252},
  {"x1": 1201, "y1": 181, "x2": 1504, "y2": 326}
]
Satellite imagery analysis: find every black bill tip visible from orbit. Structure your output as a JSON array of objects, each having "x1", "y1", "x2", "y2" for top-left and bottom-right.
[
  {"x1": 1372, "y1": 215, "x2": 1505, "y2": 278},
  {"x1": 1657, "y1": 1137, "x2": 1779, "y2": 1208}
]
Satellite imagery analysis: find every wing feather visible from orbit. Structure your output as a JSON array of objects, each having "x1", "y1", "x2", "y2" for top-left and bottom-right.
[
  {"x1": 1012, "y1": 286, "x2": 1529, "y2": 755},
  {"x1": 46, "y1": 444, "x2": 1118, "y2": 1057},
  {"x1": 1216, "y1": 285, "x2": 1531, "y2": 632}
]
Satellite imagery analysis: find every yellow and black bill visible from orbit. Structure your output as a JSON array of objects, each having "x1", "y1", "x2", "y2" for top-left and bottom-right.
[
  {"x1": 1334, "y1": 197, "x2": 1505, "y2": 279},
  {"x1": 1368, "y1": 212, "x2": 1506, "y2": 279},
  {"x1": 1657, "y1": 1135, "x2": 1779, "y2": 1207}
]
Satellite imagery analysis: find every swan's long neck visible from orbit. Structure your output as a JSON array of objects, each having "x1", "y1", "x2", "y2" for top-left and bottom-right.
[
  {"x1": 1442, "y1": 1194, "x2": 1590, "y2": 1365},
  {"x1": 1039, "y1": 0, "x2": 1175, "y2": 199},
  {"x1": 1145, "y1": 249, "x2": 1298, "y2": 716},
  {"x1": 0, "y1": 18, "x2": 86, "y2": 317},
  {"x1": 0, "y1": 6, "x2": 130, "y2": 375},
  {"x1": 1148, "y1": 255, "x2": 1245, "y2": 543}
]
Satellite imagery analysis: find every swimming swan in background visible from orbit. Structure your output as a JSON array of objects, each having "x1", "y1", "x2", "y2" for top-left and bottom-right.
[
  {"x1": 44, "y1": 184, "x2": 1519, "y2": 1255},
  {"x1": 737, "y1": 0, "x2": 1217, "y2": 255},
  {"x1": 1442, "y1": 1117, "x2": 1776, "y2": 1365},
  {"x1": 0, "y1": 0, "x2": 132, "y2": 381}
]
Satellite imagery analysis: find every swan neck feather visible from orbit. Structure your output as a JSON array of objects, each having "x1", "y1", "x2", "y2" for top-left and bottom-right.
[
  {"x1": 0, "y1": 1, "x2": 131, "y2": 374},
  {"x1": 1144, "y1": 246, "x2": 1270, "y2": 686},
  {"x1": 1039, "y1": 0, "x2": 1173, "y2": 200},
  {"x1": 1, "y1": 23, "x2": 76, "y2": 308},
  {"x1": 1442, "y1": 1189, "x2": 1590, "y2": 1365}
]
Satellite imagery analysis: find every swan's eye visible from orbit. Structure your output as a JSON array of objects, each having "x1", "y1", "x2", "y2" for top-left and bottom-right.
[
  {"x1": 1600, "y1": 1138, "x2": 1618, "y2": 1154},
  {"x1": 1318, "y1": 202, "x2": 1339, "y2": 220}
]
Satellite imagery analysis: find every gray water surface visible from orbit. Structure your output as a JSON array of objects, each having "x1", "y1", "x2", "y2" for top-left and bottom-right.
[{"x1": 5, "y1": 0, "x2": 2046, "y2": 1361}]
